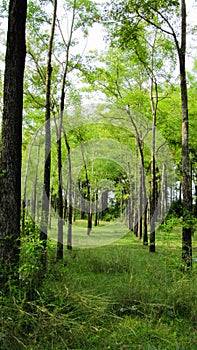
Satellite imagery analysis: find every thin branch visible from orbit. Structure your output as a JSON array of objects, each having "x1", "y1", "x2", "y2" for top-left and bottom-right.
[
  {"x1": 136, "y1": 10, "x2": 173, "y2": 37},
  {"x1": 27, "y1": 50, "x2": 46, "y2": 84}
]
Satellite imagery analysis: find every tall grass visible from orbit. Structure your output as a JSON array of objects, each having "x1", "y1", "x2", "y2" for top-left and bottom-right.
[{"x1": 0, "y1": 220, "x2": 197, "y2": 349}]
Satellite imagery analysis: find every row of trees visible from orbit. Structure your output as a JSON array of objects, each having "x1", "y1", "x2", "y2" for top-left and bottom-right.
[{"x1": 0, "y1": 0, "x2": 196, "y2": 289}]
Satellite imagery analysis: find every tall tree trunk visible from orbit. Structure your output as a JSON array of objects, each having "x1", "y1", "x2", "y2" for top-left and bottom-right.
[
  {"x1": 161, "y1": 164, "x2": 167, "y2": 220},
  {"x1": 142, "y1": 166, "x2": 148, "y2": 245},
  {"x1": 56, "y1": 0, "x2": 77, "y2": 254},
  {"x1": 149, "y1": 74, "x2": 158, "y2": 253},
  {"x1": 63, "y1": 130, "x2": 73, "y2": 251},
  {"x1": 94, "y1": 189, "x2": 98, "y2": 226},
  {"x1": 49, "y1": 170, "x2": 55, "y2": 229},
  {"x1": 133, "y1": 161, "x2": 138, "y2": 236},
  {"x1": 149, "y1": 116, "x2": 156, "y2": 251},
  {"x1": 40, "y1": 0, "x2": 57, "y2": 266},
  {"x1": 63, "y1": 187, "x2": 68, "y2": 220},
  {"x1": 180, "y1": 0, "x2": 192, "y2": 268},
  {"x1": 56, "y1": 114, "x2": 64, "y2": 260},
  {"x1": 22, "y1": 129, "x2": 41, "y2": 231},
  {"x1": 143, "y1": 203, "x2": 148, "y2": 245},
  {"x1": 138, "y1": 165, "x2": 143, "y2": 239},
  {"x1": 82, "y1": 148, "x2": 92, "y2": 235},
  {"x1": 73, "y1": 186, "x2": 77, "y2": 222},
  {"x1": 0, "y1": 0, "x2": 27, "y2": 287},
  {"x1": 127, "y1": 162, "x2": 133, "y2": 231},
  {"x1": 80, "y1": 180, "x2": 85, "y2": 219},
  {"x1": 100, "y1": 190, "x2": 108, "y2": 220},
  {"x1": 126, "y1": 107, "x2": 148, "y2": 243},
  {"x1": 32, "y1": 142, "x2": 41, "y2": 226}
]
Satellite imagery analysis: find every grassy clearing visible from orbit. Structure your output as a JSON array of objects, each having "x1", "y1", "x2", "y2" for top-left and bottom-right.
[
  {"x1": 48, "y1": 219, "x2": 129, "y2": 248},
  {"x1": 1, "y1": 221, "x2": 197, "y2": 349}
]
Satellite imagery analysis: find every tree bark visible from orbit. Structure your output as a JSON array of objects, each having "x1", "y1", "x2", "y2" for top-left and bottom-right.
[
  {"x1": 138, "y1": 165, "x2": 143, "y2": 239},
  {"x1": 100, "y1": 190, "x2": 108, "y2": 220},
  {"x1": 40, "y1": 0, "x2": 57, "y2": 265},
  {"x1": 94, "y1": 190, "x2": 99, "y2": 226},
  {"x1": 32, "y1": 142, "x2": 41, "y2": 226},
  {"x1": 161, "y1": 164, "x2": 167, "y2": 220},
  {"x1": 80, "y1": 180, "x2": 85, "y2": 219},
  {"x1": 56, "y1": 114, "x2": 64, "y2": 260},
  {"x1": 149, "y1": 72, "x2": 158, "y2": 253},
  {"x1": 0, "y1": 0, "x2": 27, "y2": 287},
  {"x1": 63, "y1": 129, "x2": 73, "y2": 251},
  {"x1": 126, "y1": 107, "x2": 148, "y2": 243},
  {"x1": 180, "y1": 0, "x2": 192, "y2": 268}
]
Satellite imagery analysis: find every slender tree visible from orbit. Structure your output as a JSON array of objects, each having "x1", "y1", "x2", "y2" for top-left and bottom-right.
[
  {"x1": 80, "y1": 139, "x2": 92, "y2": 235},
  {"x1": 56, "y1": 0, "x2": 77, "y2": 257},
  {"x1": 127, "y1": 107, "x2": 148, "y2": 244},
  {"x1": 40, "y1": 0, "x2": 57, "y2": 265},
  {"x1": 63, "y1": 129, "x2": 73, "y2": 250},
  {"x1": 0, "y1": 0, "x2": 27, "y2": 287},
  {"x1": 32, "y1": 141, "x2": 41, "y2": 226},
  {"x1": 106, "y1": 0, "x2": 192, "y2": 266},
  {"x1": 179, "y1": 0, "x2": 192, "y2": 268}
]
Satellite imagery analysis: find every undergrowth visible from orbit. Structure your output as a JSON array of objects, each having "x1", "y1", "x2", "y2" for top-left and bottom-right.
[{"x1": 0, "y1": 220, "x2": 197, "y2": 349}]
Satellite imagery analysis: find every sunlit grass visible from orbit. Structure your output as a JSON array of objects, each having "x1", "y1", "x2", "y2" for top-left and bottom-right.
[{"x1": 48, "y1": 219, "x2": 129, "y2": 248}]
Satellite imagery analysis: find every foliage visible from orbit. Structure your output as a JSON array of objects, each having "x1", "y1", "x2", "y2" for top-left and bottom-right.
[
  {"x1": 18, "y1": 218, "x2": 46, "y2": 296},
  {"x1": 167, "y1": 199, "x2": 183, "y2": 218}
]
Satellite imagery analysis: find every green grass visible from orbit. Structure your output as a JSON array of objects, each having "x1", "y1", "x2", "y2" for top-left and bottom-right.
[
  {"x1": 1, "y1": 221, "x2": 197, "y2": 349},
  {"x1": 48, "y1": 219, "x2": 129, "y2": 248}
]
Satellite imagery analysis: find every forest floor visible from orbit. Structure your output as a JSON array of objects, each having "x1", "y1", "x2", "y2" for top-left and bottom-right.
[{"x1": 1, "y1": 219, "x2": 197, "y2": 349}]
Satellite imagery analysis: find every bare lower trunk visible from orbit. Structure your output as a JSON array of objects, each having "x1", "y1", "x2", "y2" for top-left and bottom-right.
[
  {"x1": 179, "y1": 0, "x2": 192, "y2": 268},
  {"x1": 161, "y1": 164, "x2": 167, "y2": 220},
  {"x1": 143, "y1": 204, "x2": 148, "y2": 245},
  {"x1": 94, "y1": 190, "x2": 98, "y2": 226},
  {"x1": 86, "y1": 182, "x2": 92, "y2": 235},
  {"x1": 0, "y1": 0, "x2": 27, "y2": 287},
  {"x1": 32, "y1": 142, "x2": 41, "y2": 226},
  {"x1": 149, "y1": 71, "x2": 158, "y2": 253},
  {"x1": 56, "y1": 114, "x2": 64, "y2": 261},
  {"x1": 63, "y1": 129, "x2": 72, "y2": 250},
  {"x1": 138, "y1": 165, "x2": 143, "y2": 239},
  {"x1": 40, "y1": 0, "x2": 57, "y2": 267}
]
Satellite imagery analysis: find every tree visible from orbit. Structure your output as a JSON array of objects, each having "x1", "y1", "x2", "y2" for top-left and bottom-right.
[
  {"x1": 106, "y1": 0, "x2": 193, "y2": 267},
  {"x1": 179, "y1": 0, "x2": 192, "y2": 268},
  {"x1": 40, "y1": 0, "x2": 57, "y2": 266},
  {"x1": 0, "y1": 0, "x2": 27, "y2": 288},
  {"x1": 80, "y1": 43, "x2": 175, "y2": 248},
  {"x1": 56, "y1": 0, "x2": 77, "y2": 257}
]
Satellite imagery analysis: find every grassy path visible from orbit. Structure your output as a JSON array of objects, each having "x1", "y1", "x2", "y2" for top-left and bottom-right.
[
  {"x1": 48, "y1": 219, "x2": 129, "y2": 248},
  {"x1": 1, "y1": 221, "x2": 197, "y2": 349}
]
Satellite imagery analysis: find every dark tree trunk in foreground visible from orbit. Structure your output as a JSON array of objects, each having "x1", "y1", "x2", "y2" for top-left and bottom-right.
[
  {"x1": 180, "y1": 0, "x2": 192, "y2": 268},
  {"x1": 0, "y1": 0, "x2": 27, "y2": 288}
]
